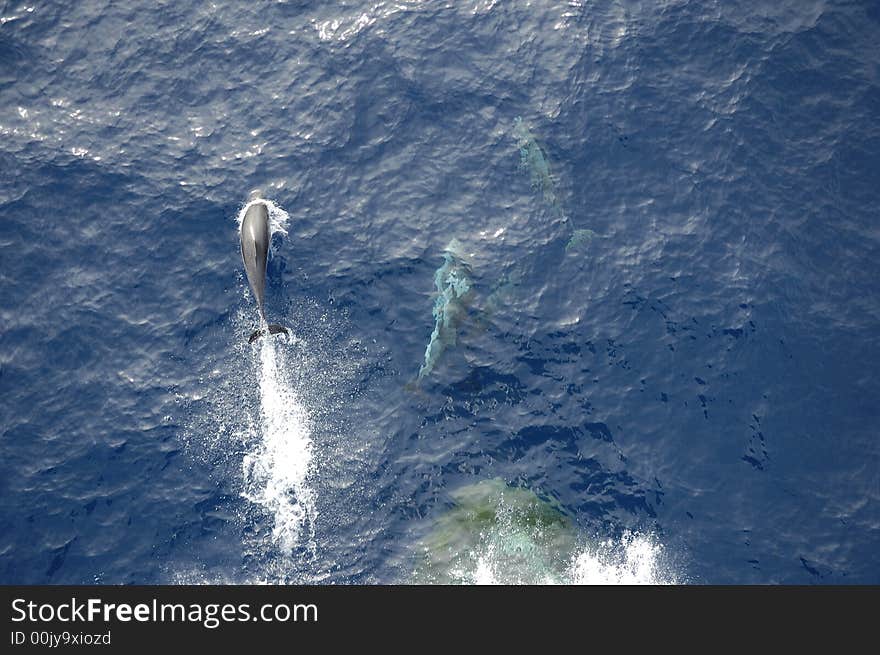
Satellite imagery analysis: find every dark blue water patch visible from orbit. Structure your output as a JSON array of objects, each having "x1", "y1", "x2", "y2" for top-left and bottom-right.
[{"x1": 1, "y1": 0, "x2": 879, "y2": 584}]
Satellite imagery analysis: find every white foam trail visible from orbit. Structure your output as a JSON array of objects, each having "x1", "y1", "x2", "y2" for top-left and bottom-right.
[{"x1": 240, "y1": 328, "x2": 317, "y2": 555}]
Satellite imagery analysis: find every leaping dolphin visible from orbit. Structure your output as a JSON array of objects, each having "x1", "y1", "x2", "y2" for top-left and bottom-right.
[{"x1": 240, "y1": 201, "x2": 289, "y2": 343}]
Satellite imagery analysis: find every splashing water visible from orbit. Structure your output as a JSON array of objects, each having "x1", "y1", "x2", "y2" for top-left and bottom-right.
[
  {"x1": 241, "y1": 337, "x2": 317, "y2": 556},
  {"x1": 569, "y1": 532, "x2": 675, "y2": 584},
  {"x1": 415, "y1": 478, "x2": 679, "y2": 584},
  {"x1": 177, "y1": 295, "x2": 363, "y2": 583},
  {"x1": 463, "y1": 532, "x2": 676, "y2": 585}
]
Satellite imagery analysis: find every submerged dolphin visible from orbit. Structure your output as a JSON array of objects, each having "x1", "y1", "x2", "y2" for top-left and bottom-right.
[
  {"x1": 513, "y1": 116, "x2": 562, "y2": 216},
  {"x1": 565, "y1": 228, "x2": 597, "y2": 251},
  {"x1": 417, "y1": 239, "x2": 473, "y2": 380},
  {"x1": 240, "y1": 201, "x2": 289, "y2": 343},
  {"x1": 513, "y1": 116, "x2": 599, "y2": 252}
]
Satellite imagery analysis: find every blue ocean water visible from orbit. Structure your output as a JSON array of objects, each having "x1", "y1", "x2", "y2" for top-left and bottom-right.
[{"x1": 1, "y1": 0, "x2": 878, "y2": 584}]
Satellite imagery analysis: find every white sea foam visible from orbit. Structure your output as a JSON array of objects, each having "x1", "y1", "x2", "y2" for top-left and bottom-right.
[
  {"x1": 569, "y1": 532, "x2": 676, "y2": 585},
  {"x1": 240, "y1": 335, "x2": 317, "y2": 556},
  {"x1": 175, "y1": 295, "x2": 358, "y2": 583},
  {"x1": 424, "y1": 482, "x2": 679, "y2": 585},
  {"x1": 458, "y1": 530, "x2": 676, "y2": 585}
]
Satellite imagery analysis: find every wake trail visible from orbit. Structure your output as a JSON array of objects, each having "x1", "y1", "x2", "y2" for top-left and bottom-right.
[{"x1": 241, "y1": 335, "x2": 317, "y2": 557}]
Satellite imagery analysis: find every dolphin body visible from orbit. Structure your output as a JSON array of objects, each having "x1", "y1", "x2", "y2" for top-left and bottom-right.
[
  {"x1": 417, "y1": 238, "x2": 473, "y2": 380},
  {"x1": 513, "y1": 116, "x2": 562, "y2": 216},
  {"x1": 240, "y1": 201, "x2": 289, "y2": 343},
  {"x1": 513, "y1": 117, "x2": 599, "y2": 252}
]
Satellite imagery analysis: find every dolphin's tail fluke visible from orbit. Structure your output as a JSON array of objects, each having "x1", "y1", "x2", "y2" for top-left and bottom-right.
[{"x1": 248, "y1": 324, "x2": 289, "y2": 343}]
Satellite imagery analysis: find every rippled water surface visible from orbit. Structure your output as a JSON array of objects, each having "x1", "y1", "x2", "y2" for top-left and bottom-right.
[{"x1": 1, "y1": 0, "x2": 878, "y2": 584}]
